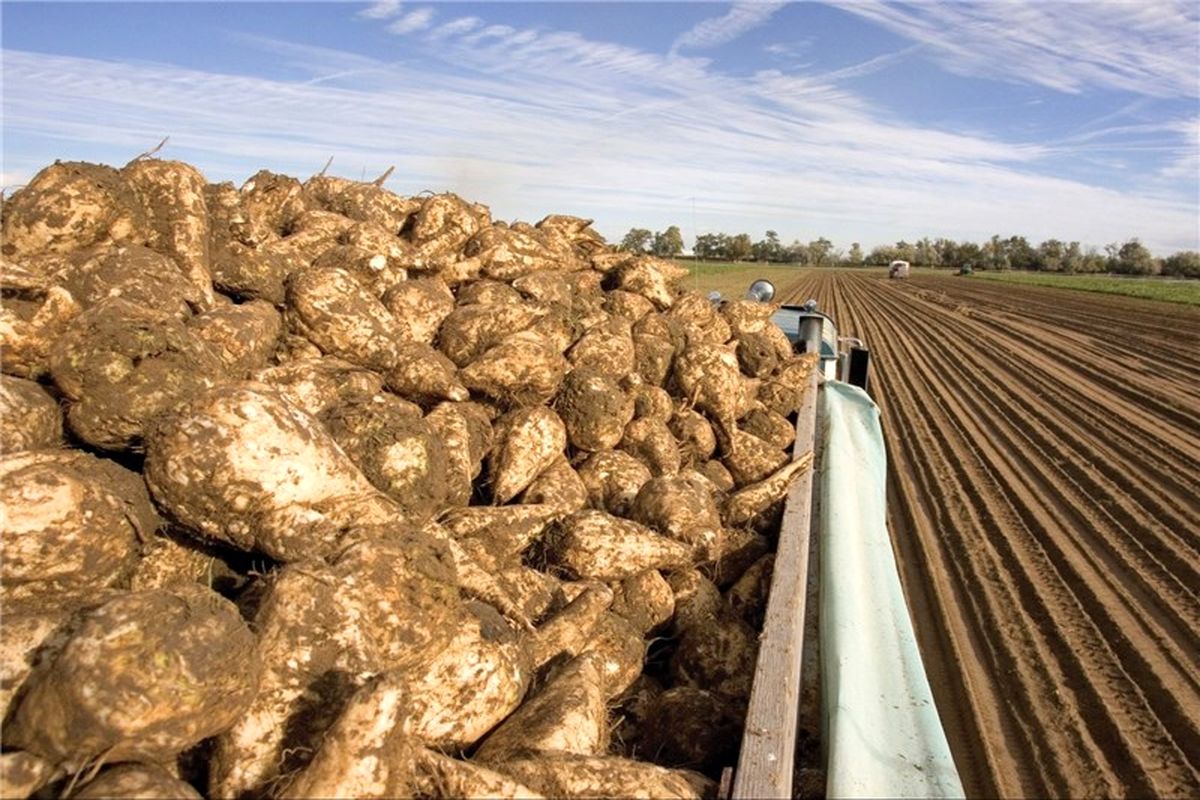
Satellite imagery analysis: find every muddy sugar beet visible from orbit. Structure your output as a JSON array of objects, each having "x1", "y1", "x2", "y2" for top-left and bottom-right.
[
  {"x1": 7, "y1": 583, "x2": 259, "y2": 770},
  {"x1": 0, "y1": 156, "x2": 816, "y2": 799}
]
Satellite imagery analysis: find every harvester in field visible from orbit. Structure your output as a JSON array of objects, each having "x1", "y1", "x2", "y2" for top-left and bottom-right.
[{"x1": 716, "y1": 279, "x2": 963, "y2": 800}]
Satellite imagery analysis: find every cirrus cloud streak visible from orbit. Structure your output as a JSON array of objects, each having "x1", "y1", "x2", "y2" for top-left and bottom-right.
[{"x1": 2, "y1": 13, "x2": 1197, "y2": 253}]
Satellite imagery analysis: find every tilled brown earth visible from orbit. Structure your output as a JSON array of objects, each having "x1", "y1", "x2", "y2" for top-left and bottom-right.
[{"x1": 782, "y1": 271, "x2": 1200, "y2": 799}]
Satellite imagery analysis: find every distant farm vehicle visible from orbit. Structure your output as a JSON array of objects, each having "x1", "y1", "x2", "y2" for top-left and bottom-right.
[
  {"x1": 888, "y1": 260, "x2": 910, "y2": 279},
  {"x1": 957, "y1": 265, "x2": 974, "y2": 276}
]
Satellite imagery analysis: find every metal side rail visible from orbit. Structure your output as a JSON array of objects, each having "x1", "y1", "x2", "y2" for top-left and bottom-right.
[{"x1": 732, "y1": 368, "x2": 820, "y2": 799}]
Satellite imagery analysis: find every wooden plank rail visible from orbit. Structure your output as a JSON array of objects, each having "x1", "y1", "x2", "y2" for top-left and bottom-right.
[{"x1": 732, "y1": 369, "x2": 821, "y2": 799}]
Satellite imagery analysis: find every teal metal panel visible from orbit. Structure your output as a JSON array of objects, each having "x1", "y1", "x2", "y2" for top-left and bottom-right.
[{"x1": 820, "y1": 382, "x2": 964, "y2": 799}]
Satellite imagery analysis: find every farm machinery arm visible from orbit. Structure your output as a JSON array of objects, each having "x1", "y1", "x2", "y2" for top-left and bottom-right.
[{"x1": 723, "y1": 281, "x2": 964, "y2": 800}]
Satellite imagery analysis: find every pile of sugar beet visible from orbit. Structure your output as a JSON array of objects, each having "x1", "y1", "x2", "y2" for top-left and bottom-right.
[{"x1": 0, "y1": 156, "x2": 818, "y2": 800}]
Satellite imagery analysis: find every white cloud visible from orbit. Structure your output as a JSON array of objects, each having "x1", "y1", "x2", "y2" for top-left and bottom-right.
[
  {"x1": 387, "y1": 7, "x2": 434, "y2": 35},
  {"x1": 357, "y1": 0, "x2": 401, "y2": 21},
  {"x1": 832, "y1": 0, "x2": 1200, "y2": 98},
  {"x1": 3, "y1": 16, "x2": 1197, "y2": 254},
  {"x1": 1156, "y1": 118, "x2": 1200, "y2": 181},
  {"x1": 428, "y1": 16, "x2": 483, "y2": 40},
  {"x1": 817, "y1": 45, "x2": 919, "y2": 82},
  {"x1": 764, "y1": 39, "x2": 813, "y2": 60},
  {"x1": 673, "y1": 1, "x2": 787, "y2": 54},
  {"x1": 229, "y1": 31, "x2": 382, "y2": 82},
  {"x1": 462, "y1": 25, "x2": 517, "y2": 47}
]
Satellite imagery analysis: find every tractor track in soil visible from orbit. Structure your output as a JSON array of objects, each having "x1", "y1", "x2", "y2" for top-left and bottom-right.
[{"x1": 777, "y1": 271, "x2": 1200, "y2": 799}]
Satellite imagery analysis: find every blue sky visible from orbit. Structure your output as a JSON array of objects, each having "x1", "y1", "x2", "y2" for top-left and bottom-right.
[{"x1": 3, "y1": 1, "x2": 1198, "y2": 254}]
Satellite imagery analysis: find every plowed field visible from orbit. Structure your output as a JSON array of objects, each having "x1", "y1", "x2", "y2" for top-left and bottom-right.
[{"x1": 783, "y1": 271, "x2": 1200, "y2": 798}]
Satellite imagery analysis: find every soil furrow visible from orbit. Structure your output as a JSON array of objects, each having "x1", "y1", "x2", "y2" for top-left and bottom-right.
[
  {"x1": 862, "y1": 279, "x2": 1200, "y2": 647},
  {"x1": 881, "y1": 281, "x2": 1200, "y2": 556},
  {"x1": 895, "y1": 283, "x2": 1200, "y2": 482},
  {"x1": 831, "y1": 275, "x2": 1108, "y2": 796},
  {"x1": 901, "y1": 275, "x2": 1200, "y2": 366},
  {"x1": 917, "y1": 278, "x2": 1200, "y2": 370},
  {"x1": 777, "y1": 270, "x2": 1200, "y2": 798},
  {"x1": 955, "y1": 307, "x2": 1200, "y2": 458},
  {"x1": 854, "y1": 278, "x2": 1200, "y2": 792},
  {"x1": 846, "y1": 276, "x2": 1174, "y2": 796},
  {"x1": 901, "y1": 280, "x2": 1200, "y2": 419}
]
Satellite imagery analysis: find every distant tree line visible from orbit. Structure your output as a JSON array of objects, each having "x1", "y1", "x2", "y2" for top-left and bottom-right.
[
  {"x1": 860, "y1": 235, "x2": 1199, "y2": 278},
  {"x1": 618, "y1": 227, "x2": 1200, "y2": 278},
  {"x1": 619, "y1": 226, "x2": 686, "y2": 258}
]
